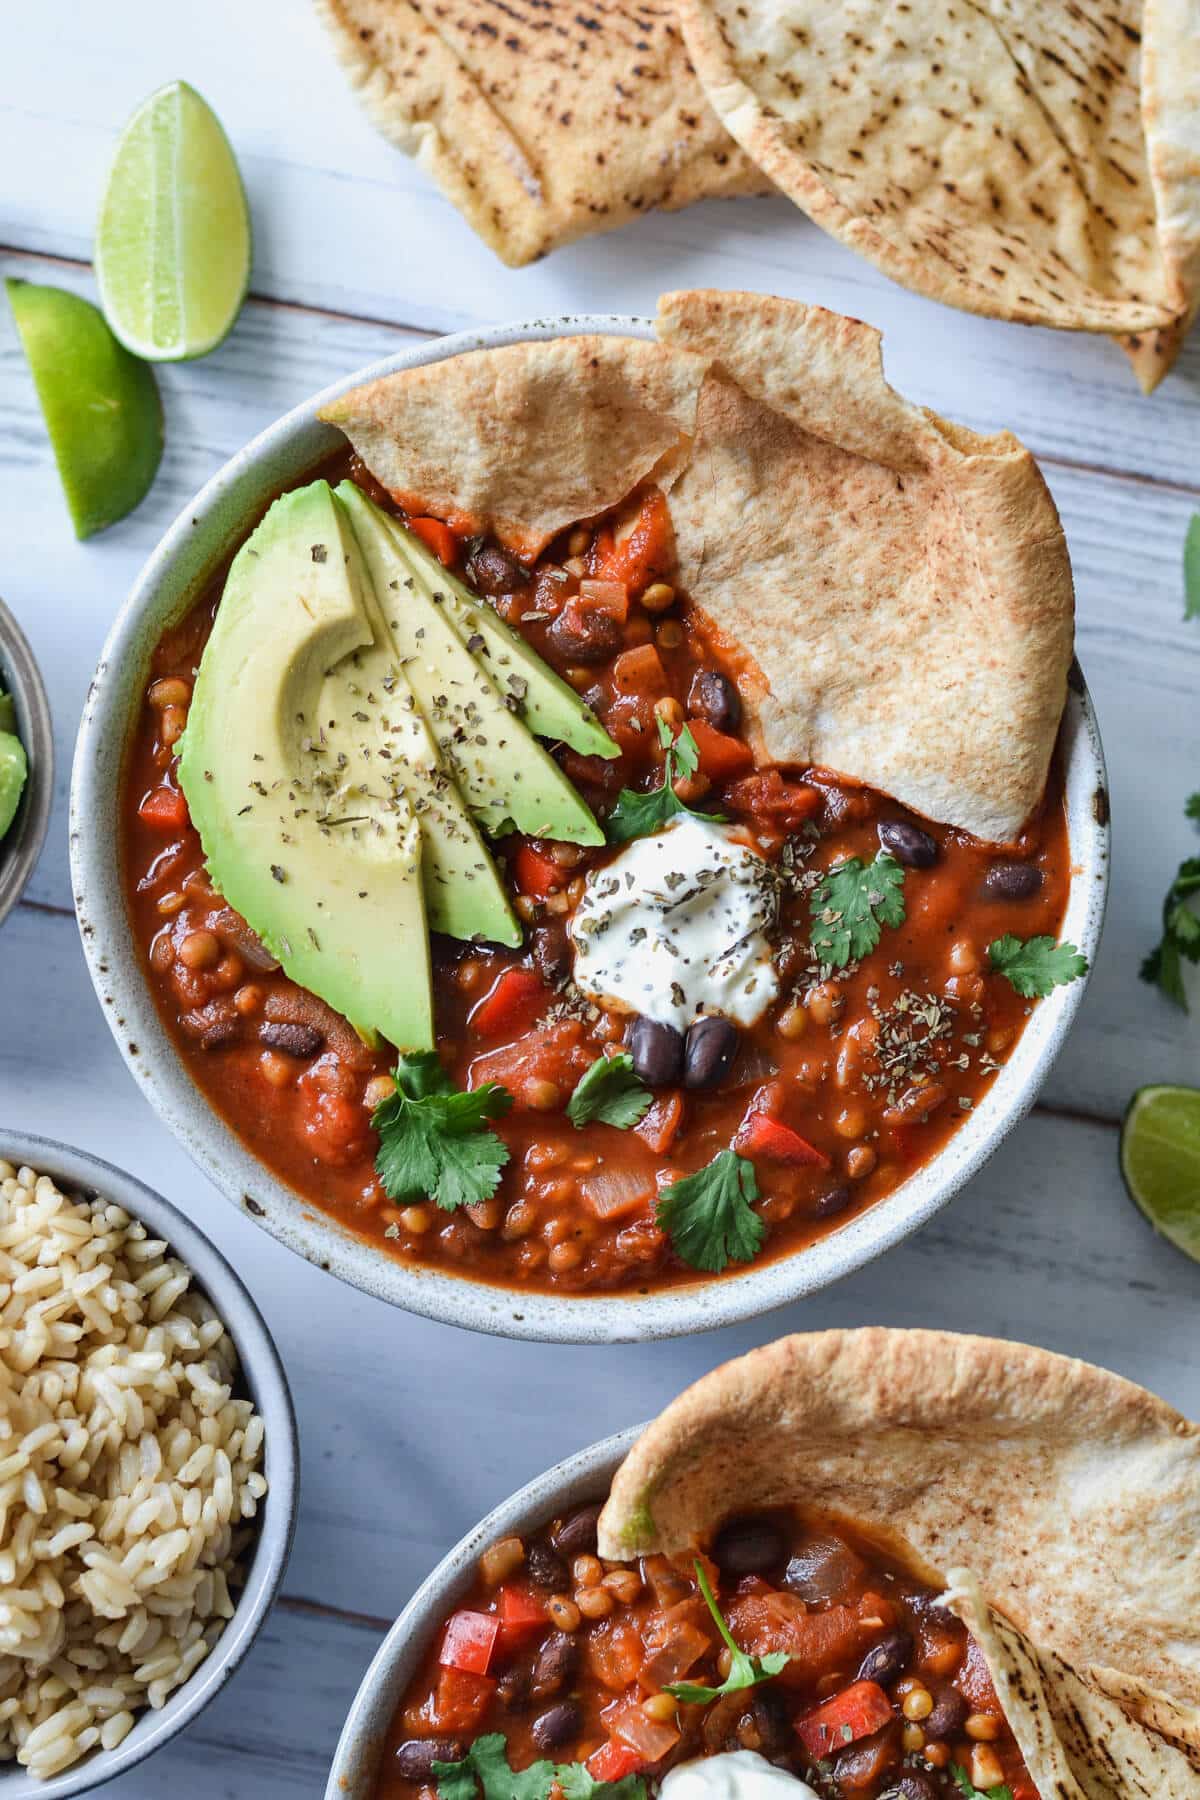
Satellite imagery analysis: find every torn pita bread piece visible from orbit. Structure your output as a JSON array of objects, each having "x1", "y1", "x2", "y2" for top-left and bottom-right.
[
  {"x1": 598, "y1": 1329, "x2": 1200, "y2": 1763},
  {"x1": 672, "y1": 0, "x2": 1200, "y2": 390},
  {"x1": 322, "y1": 289, "x2": 1074, "y2": 842},
  {"x1": 312, "y1": 0, "x2": 771, "y2": 267}
]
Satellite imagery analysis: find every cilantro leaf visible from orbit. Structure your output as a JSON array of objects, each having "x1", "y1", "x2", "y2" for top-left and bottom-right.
[
  {"x1": 1186, "y1": 793, "x2": 1200, "y2": 821},
  {"x1": 1140, "y1": 854, "x2": 1200, "y2": 1009},
  {"x1": 655, "y1": 1149, "x2": 763, "y2": 1273},
  {"x1": 809, "y1": 854, "x2": 906, "y2": 968},
  {"x1": 556, "y1": 1766, "x2": 648, "y2": 1799},
  {"x1": 434, "y1": 1737, "x2": 647, "y2": 1800},
  {"x1": 950, "y1": 1764, "x2": 1013, "y2": 1800},
  {"x1": 606, "y1": 718, "x2": 724, "y2": 845},
  {"x1": 1185, "y1": 512, "x2": 1200, "y2": 622},
  {"x1": 373, "y1": 1051, "x2": 513, "y2": 1212},
  {"x1": 988, "y1": 934, "x2": 1088, "y2": 998},
  {"x1": 666, "y1": 1560, "x2": 789, "y2": 1704},
  {"x1": 567, "y1": 1052, "x2": 653, "y2": 1129}
]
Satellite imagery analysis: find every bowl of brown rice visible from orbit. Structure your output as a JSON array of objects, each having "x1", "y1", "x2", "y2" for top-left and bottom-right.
[{"x1": 0, "y1": 1133, "x2": 298, "y2": 1794}]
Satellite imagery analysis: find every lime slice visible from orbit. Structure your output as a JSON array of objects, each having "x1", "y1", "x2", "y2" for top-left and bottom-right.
[
  {"x1": 1120, "y1": 1084, "x2": 1200, "y2": 1261},
  {"x1": 7, "y1": 279, "x2": 163, "y2": 539},
  {"x1": 95, "y1": 80, "x2": 251, "y2": 362}
]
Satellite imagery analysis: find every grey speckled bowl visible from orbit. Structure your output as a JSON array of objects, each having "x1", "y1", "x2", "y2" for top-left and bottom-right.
[
  {"x1": 325, "y1": 1427, "x2": 637, "y2": 1800},
  {"x1": 0, "y1": 1133, "x2": 298, "y2": 1800},
  {"x1": 69, "y1": 317, "x2": 1110, "y2": 1345},
  {"x1": 0, "y1": 597, "x2": 53, "y2": 932}
]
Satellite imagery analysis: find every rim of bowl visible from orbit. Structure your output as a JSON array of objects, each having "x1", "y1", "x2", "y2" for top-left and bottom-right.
[
  {"x1": 0, "y1": 1132, "x2": 299, "y2": 1799},
  {"x1": 69, "y1": 314, "x2": 1111, "y2": 1346},
  {"x1": 324, "y1": 1425, "x2": 639, "y2": 1800},
  {"x1": 0, "y1": 596, "x2": 54, "y2": 932}
]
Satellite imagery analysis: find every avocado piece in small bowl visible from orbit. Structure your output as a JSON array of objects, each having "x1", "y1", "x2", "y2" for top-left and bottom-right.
[{"x1": 0, "y1": 596, "x2": 53, "y2": 931}]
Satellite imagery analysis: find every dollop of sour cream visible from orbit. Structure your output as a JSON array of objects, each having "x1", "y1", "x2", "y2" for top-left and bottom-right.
[
  {"x1": 570, "y1": 812, "x2": 779, "y2": 1032},
  {"x1": 660, "y1": 1751, "x2": 821, "y2": 1799}
]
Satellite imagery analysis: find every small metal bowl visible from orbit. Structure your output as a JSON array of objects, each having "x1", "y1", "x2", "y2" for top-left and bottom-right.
[
  {"x1": 325, "y1": 1427, "x2": 636, "y2": 1800},
  {"x1": 0, "y1": 597, "x2": 53, "y2": 931},
  {"x1": 0, "y1": 1133, "x2": 299, "y2": 1799}
]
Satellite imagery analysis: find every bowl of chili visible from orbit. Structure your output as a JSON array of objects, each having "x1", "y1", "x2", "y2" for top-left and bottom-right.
[
  {"x1": 0, "y1": 595, "x2": 53, "y2": 933},
  {"x1": 69, "y1": 310, "x2": 1110, "y2": 1343}
]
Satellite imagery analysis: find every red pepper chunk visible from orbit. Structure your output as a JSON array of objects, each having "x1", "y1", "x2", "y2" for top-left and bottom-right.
[
  {"x1": 408, "y1": 515, "x2": 459, "y2": 568},
  {"x1": 497, "y1": 1583, "x2": 546, "y2": 1645},
  {"x1": 587, "y1": 1740, "x2": 646, "y2": 1783},
  {"x1": 430, "y1": 1665, "x2": 496, "y2": 1733},
  {"x1": 513, "y1": 843, "x2": 565, "y2": 900},
  {"x1": 687, "y1": 719, "x2": 755, "y2": 783},
  {"x1": 795, "y1": 1680, "x2": 894, "y2": 1759},
  {"x1": 439, "y1": 1609, "x2": 499, "y2": 1676},
  {"x1": 736, "y1": 1111, "x2": 831, "y2": 1170},
  {"x1": 470, "y1": 966, "x2": 549, "y2": 1038},
  {"x1": 138, "y1": 786, "x2": 189, "y2": 832},
  {"x1": 593, "y1": 489, "x2": 673, "y2": 596}
]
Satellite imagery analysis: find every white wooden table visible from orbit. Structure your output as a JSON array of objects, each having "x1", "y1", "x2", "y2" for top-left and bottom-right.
[{"x1": 2, "y1": 4, "x2": 1199, "y2": 1791}]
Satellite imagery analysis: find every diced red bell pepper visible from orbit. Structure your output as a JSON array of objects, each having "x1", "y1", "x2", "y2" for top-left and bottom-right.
[
  {"x1": 636, "y1": 1091, "x2": 684, "y2": 1155},
  {"x1": 795, "y1": 1680, "x2": 894, "y2": 1759},
  {"x1": 513, "y1": 842, "x2": 564, "y2": 900},
  {"x1": 408, "y1": 514, "x2": 459, "y2": 567},
  {"x1": 470, "y1": 966, "x2": 550, "y2": 1038},
  {"x1": 688, "y1": 719, "x2": 755, "y2": 783},
  {"x1": 612, "y1": 644, "x2": 668, "y2": 698},
  {"x1": 593, "y1": 489, "x2": 674, "y2": 596},
  {"x1": 138, "y1": 786, "x2": 189, "y2": 832},
  {"x1": 736, "y1": 1110, "x2": 831, "y2": 1170},
  {"x1": 430, "y1": 1665, "x2": 497, "y2": 1733},
  {"x1": 497, "y1": 1583, "x2": 546, "y2": 1646},
  {"x1": 587, "y1": 1739, "x2": 646, "y2": 1783},
  {"x1": 439, "y1": 1609, "x2": 499, "y2": 1676}
]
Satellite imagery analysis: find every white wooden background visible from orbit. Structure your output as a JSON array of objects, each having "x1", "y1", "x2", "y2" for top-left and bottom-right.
[{"x1": 3, "y1": 2, "x2": 1200, "y2": 1791}]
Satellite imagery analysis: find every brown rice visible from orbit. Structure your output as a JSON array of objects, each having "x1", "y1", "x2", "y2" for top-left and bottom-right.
[{"x1": 0, "y1": 1160, "x2": 268, "y2": 1779}]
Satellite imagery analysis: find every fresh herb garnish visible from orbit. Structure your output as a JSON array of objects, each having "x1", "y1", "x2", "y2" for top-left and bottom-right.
[
  {"x1": 987, "y1": 933, "x2": 1088, "y2": 998},
  {"x1": 950, "y1": 1764, "x2": 1013, "y2": 1800},
  {"x1": 433, "y1": 1734, "x2": 646, "y2": 1800},
  {"x1": 566, "y1": 1052, "x2": 653, "y2": 1129},
  {"x1": 665, "y1": 1560, "x2": 789, "y2": 1703},
  {"x1": 1140, "y1": 794, "x2": 1200, "y2": 1007},
  {"x1": 373, "y1": 1052, "x2": 512, "y2": 1212},
  {"x1": 605, "y1": 717, "x2": 724, "y2": 845},
  {"x1": 1184, "y1": 513, "x2": 1200, "y2": 622},
  {"x1": 1186, "y1": 792, "x2": 1200, "y2": 821},
  {"x1": 809, "y1": 854, "x2": 906, "y2": 968},
  {"x1": 655, "y1": 1148, "x2": 763, "y2": 1273}
]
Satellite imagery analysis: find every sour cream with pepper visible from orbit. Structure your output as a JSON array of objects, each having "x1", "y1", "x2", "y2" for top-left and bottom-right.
[
  {"x1": 660, "y1": 1751, "x2": 821, "y2": 1799},
  {"x1": 570, "y1": 812, "x2": 779, "y2": 1031}
]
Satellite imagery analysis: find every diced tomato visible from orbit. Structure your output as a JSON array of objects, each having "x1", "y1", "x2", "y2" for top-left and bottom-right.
[
  {"x1": 429, "y1": 1665, "x2": 496, "y2": 1734},
  {"x1": 587, "y1": 1618, "x2": 646, "y2": 1692},
  {"x1": 795, "y1": 1680, "x2": 894, "y2": 1759},
  {"x1": 736, "y1": 1109, "x2": 831, "y2": 1169},
  {"x1": 593, "y1": 489, "x2": 674, "y2": 596},
  {"x1": 726, "y1": 769, "x2": 822, "y2": 831},
  {"x1": 587, "y1": 1740, "x2": 645, "y2": 1783},
  {"x1": 301, "y1": 1091, "x2": 371, "y2": 1167},
  {"x1": 726, "y1": 1593, "x2": 863, "y2": 1689},
  {"x1": 497, "y1": 1583, "x2": 546, "y2": 1646},
  {"x1": 958, "y1": 1636, "x2": 1002, "y2": 1713},
  {"x1": 470, "y1": 966, "x2": 550, "y2": 1038},
  {"x1": 469, "y1": 1018, "x2": 593, "y2": 1103},
  {"x1": 578, "y1": 578, "x2": 629, "y2": 622},
  {"x1": 604, "y1": 1695, "x2": 682, "y2": 1761},
  {"x1": 856, "y1": 1589, "x2": 897, "y2": 1629},
  {"x1": 439, "y1": 1609, "x2": 499, "y2": 1676},
  {"x1": 138, "y1": 786, "x2": 189, "y2": 832},
  {"x1": 612, "y1": 644, "x2": 668, "y2": 698},
  {"x1": 407, "y1": 515, "x2": 459, "y2": 567},
  {"x1": 688, "y1": 719, "x2": 755, "y2": 783},
  {"x1": 636, "y1": 1090, "x2": 684, "y2": 1154},
  {"x1": 513, "y1": 842, "x2": 564, "y2": 899}
]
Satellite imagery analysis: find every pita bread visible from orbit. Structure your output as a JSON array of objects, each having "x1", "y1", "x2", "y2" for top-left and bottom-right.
[
  {"x1": 673, "y1": 0, "x2": 1200, "y2": 390},
  {"x1": 323, "y1": 289, "x2": 1073, "y2": 841},
  {"x1": 312, "y1": 0, "x2": 771, "y2": 267},
  {"x1": 597, "y1": 1329, "x2": 1200, "y2": 1760}
]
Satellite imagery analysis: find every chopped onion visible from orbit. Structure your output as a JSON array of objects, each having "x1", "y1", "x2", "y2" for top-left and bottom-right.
[
  {"x1": 605, "y1": 1697, "x2": 682, "y2": 1762},
  {"x1": 210, "y1": 907, "x2": 280, "y2": 971},
  {"x1": 264, "y1": 989, "x2": 374, "y2": 1069},
  {"x1": 581, "y1": 1167, "x2": 653, "y2": 1221},
  {"x1": 726, "y1": 1039, "x2": 780, "y2": 1088}
]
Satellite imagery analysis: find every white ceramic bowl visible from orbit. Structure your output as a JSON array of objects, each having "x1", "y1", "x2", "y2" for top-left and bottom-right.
[
  {"x1": 69, "y1": 317, "x2": 1110, "y2": 1345},
  {"x1": 325, "y1": 1426, "x2": 637, "y2": 1800},
  {"x1": 0, "y1": 1133, "x2": 298, "y2": 1799},
  {"x1": 0, "y1": 597, "x2": 53, "y2": 932}
]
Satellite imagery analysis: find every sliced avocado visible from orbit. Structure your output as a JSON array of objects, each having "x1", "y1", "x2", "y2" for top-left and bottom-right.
[
  {"x1": 177, "y1": 479, "x2": 433, "y2": 1050},
  {"x1": 378, "y1": 521, "x2": 619, "y2": 761},
  {"x1": 0, "y1": 730, "x2": 27, "y2": 840},
  {"x1": 336, "y1": 482, "x2": 604, "y2": 846},
  {"x1": 0, "y1": 690, "x2": 15, "y2": 734}
]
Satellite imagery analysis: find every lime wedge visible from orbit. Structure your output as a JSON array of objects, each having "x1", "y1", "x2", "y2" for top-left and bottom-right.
[
  {"x1": 1121, "y1": 1084, "x2": 1200, "y2": 1262},
  {"x1": 95, "y1": 80, "x2": 251, "y2": 362},
  {"x1": 7, "y1": 279, "x2": 163, "y2": 539}
]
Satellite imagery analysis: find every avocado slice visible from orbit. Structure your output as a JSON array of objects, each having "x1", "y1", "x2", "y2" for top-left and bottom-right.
[
  {"x1": 177, "y1": 480, "x2": 434, "y2": 1051},
  {"x1": 0, "y1": 729, "x2": 27, "y2": 841},
  {"x1": 336, "y1": 483, "x2": 605, "y2": 845},
  {"x1": 0, "y1": 690, "x2": 15, "y2": 733}
]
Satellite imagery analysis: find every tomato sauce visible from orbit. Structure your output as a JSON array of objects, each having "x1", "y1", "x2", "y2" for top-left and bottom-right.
[{"x1": 121, "y1": 456, "x2": 1073, "y2": 1296}]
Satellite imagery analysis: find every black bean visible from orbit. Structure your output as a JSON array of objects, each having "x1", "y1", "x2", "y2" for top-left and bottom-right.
[
  {"x1": 466, "y1": 542, "x2": 528, "y2": 596},
  {"x1": 547, "y1": 601, "x2": 623, "y2": 665},
  {"x1": 531, "y1": 922, "x2": 572, "y2": 989},
  {"x1": 496, "y1": 1665, "x2": 531, "y2": 1709},
  {"x1": 983, "y1": 860, "x2": 1044, "y2": 901},
  {"x1": 748, "y1": 1689, "x2": 792, "y2": 1757},
  {"x1": 179, "y1": 1009, "x2": 242, "y2": 1051},
  {"x1": 531, "y1": 1701, "x2": 583, "y2": 1753},
  {"x1": 629, "y1": 1016, "x2": 685, "y2": 1086},
  {"x1": 924, "y1": 1684, "x2": 968, "y2": 1740},
  {"x1": 814, "y1": 1184, "x2": 852, "y2": 1219},
  {"x1": 531, "y1": 1631, "x2": 579, "y2": 1698},
  {"x1": 784, "y1": 1534, "x2": 866, "y2": 1603},
  {"x1": 898, "y1": 1775, "x2": 938, "y2": 1800},
  {"x1": 832, "y1": 1725, "x2": 899, "y2": 1790},
  {"x1": 713, "y1": 1513, "x2": 786, "y2": 1577},
  {"x1": 526, "y1": 1539, "x2": 569, "y2": 1591},
  {"x1": 688, "y1": 669, "x2": 741, "y2": 734},
  {"x1": 878, "y1": 819, "x2": 938, "y2": 869},
  {"x1": 551, "y1": 1503, "x2": 601, "y2": 1557},
  {"x1": 259, "y1": 1021, "x2": 323, "y2": 1058},
  {"x1": 856, "y1": 1627, "x2": 912, "y2": 1687},
  {"x1": 393, "y1": 1738, "x2": 466, "y2": 1781},
  {"x1": 683, "y1": 1015, "x2": 739, "y2": 1089}
]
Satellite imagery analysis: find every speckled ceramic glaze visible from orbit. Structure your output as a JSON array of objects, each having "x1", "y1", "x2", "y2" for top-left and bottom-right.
[
  {"x1": 69, "y1": 317, "x2": 1110, "y2": 1344},
  {"x1": 0, "y1": 1133, "x2": 298, "y2": 1799},
  {"x1": 324, "y1": 1427, "x2": 637, "y2": 1800},
  {"x1": 0, "y1": 597, "x2": 53, "y2": 932}
]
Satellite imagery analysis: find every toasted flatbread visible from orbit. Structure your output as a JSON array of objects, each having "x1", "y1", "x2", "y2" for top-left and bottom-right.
[
  {"x1": 673, "y1": 0, "x2": 1200, "y2": 390},
  {"x1": 597, "y1": 1329, "x2": 1200, "y2": 1761},
  {"x1": 312, "y1": 0, "x2": 771, "y2": 267},
  {"x1": 322, "y1": 290, "x2": 1073, "y2": 841}
]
